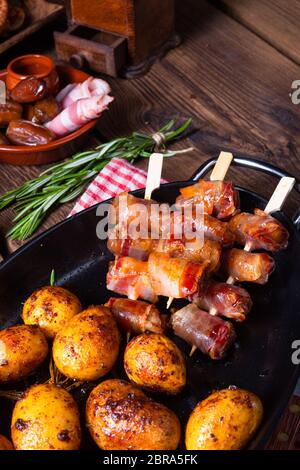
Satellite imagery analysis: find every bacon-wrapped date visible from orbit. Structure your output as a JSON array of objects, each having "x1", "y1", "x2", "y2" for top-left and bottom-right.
[
  {"x1": 171, "y1": 304, "x2": 236, "y2": 360},
  {"x1": 110, "y1": 192, "x2": 155, "y2": 228},
  {"x1": 229, "y1": 208, "x2": 289, "y2": 252},
  {"x1": 222, "y1": 248, "x2": 275, "y2": 284},
  {"x1": 148, "y1": 252, "x2": 208, "y2": 298},
  {"x1": 190, "y1": 280, "x2": 252, "y2": 321},
  {"x1": 105, "y1": 298, "x2": 165, "y2": 334},
  {"x1": 108, "y1": 227, "x2": 154, "y2": 261},
  {"x1": 185, "y1": 211, "x2": 235, "y2": 246},
  {"x1": 108, "y1": 229, "x2": 221, "y2": 273},
  {"x1": 110, "y1": 194, "x2": 234, "y2": 247},
  {"x1": 176, "y1": 180, "x2": 239, "y2": 220},
  {"x1": 107, "y1": 257, "x2": 158, "y2": 304},
  {"x1": 154, "y1": 238, "x2": 221, "y2": 273}
]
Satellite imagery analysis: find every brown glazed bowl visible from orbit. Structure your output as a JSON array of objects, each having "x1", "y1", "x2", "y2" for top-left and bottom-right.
[
  {"x1": 6, "y1": 54, "x2": 59, "y2": 94},
  {"x1": 0, "y1": 65, "x2": 97, "y2": 166}
]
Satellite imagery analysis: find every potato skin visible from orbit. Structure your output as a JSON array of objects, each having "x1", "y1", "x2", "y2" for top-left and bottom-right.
[
  {"x1": 185, "y1": 388, "x2": 263, "y2": 450},
  {"x1": 86, "y1": 379, "x2": 181, "y2": 450},
  {"x1": 0, "y1": 435, "x2": 13, "y2": 450},
  {"x1": 11, "y1": 384, "x2": 81, "y2": 450},
  {"x1": 53, "y1": 305, "x2": 121, "y2": 381},
  {"x1": 22, "y1": 286, "x2": 82, "y2": 339},
  {"x1": 124, "y1": 333, "x2": 186, "y2": 395},
  {"x1": 0, "y1": 325, "x2": 48, "y2": 383}
]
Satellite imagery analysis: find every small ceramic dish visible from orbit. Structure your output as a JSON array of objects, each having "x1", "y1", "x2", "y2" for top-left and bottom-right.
[
  {"x1": 0, "y1": 64, "x2": 97, "y2": 166},
  {"x1": 6, "y1": 54, "x2": 59, "y2": 94}
]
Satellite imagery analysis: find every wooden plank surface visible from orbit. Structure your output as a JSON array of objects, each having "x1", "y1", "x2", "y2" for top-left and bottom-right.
[
  {"x1": 212, "y1": 0, "x2": 300, "y2": 66},
  {"x1": 0, "y1": 0, "x2": 299, "y2": 450}
]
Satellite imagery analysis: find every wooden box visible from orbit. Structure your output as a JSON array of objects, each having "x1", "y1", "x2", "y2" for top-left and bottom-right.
[
  {"x1": 54, "y1": 0, "x2": 178, "y2": 77},
  {"x1": 70, "y1": 0, "x2": 175, "y2": 64}
]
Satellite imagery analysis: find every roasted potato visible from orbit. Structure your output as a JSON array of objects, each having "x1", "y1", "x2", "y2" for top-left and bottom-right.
[
  {"x1": 11, "y1": 384, "x2": 81, "y2": 450},
  {"x1": 0, "y1": 325, "x2": 48, "y2": 383},
  {"x1": 53, "y1": 305, "x2": 120, "y2": 381},
  {"x1": 124, "y1": 333, "x2": 186, "y2": 394},
  {"x1": 22, "y1": 285, "x2": 82, "y2": 339},
  {"x1": 0, "y1": 435, "x2": 13, "y2": 450},
  {"x1": 86, "y1": 379, "x2": 181, "y2": 450},
  {"x1": 185, "y1": 387, "x2": 263, "y2": 450}
]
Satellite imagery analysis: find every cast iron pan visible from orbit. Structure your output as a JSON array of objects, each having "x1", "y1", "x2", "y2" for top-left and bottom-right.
[{"x1": 0, "y1": 156, "x2": 299, "y2": 450}]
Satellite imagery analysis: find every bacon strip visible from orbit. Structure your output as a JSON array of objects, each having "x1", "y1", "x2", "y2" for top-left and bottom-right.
[
  {"x1": 190, "y1": 280, "x2": 252, "y2": 321},
  {"x1": 229, "y1": 208, "x2": 289, "y2": 252},
  {"x1": 176, "y1": 180, "x2": 239, "y2": 219},
  {"x1": 171, "y1": 304, "x2": 236, "y2": 360},
  {"x1": 46, "y1": 95, "x2": 113, "y2": 137},
  {"x1": 56, "y1": 77, "x2": 111, "y2": 109},
  {"x1": 222, "y1": 248, "x2": 275, "y2": 284},
  {"x1": 107, "y1": 257, "x2": 158, "y2": 303},
  {"x1": 148, "y1": 252, "x2": 208, "y2": 298},
  {"x1": 186, "y1": 212, "x2": 235, "y2": 246},
  {"x1": 105, "y1": 298, "x2": 165, "y2": 334}
]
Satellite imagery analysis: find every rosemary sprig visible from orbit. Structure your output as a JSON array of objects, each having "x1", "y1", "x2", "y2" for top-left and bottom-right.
[{"x1": 0, "y1": 119, "x2": 192, "y2": 240}]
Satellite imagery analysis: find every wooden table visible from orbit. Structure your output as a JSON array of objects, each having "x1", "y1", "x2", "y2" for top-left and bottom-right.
[{"x1": 0, "y1": 0, "x2": 299, "y2": 449}]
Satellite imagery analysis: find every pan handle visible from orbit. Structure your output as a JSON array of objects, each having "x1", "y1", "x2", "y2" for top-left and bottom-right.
[{"x1": 190, "y1": 156, "x2": 300, "y2": 229}]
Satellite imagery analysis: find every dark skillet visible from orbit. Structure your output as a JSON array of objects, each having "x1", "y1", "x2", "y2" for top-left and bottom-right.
[{"x1": 0, "y1": 157, "x2": 299, "y2": 449}]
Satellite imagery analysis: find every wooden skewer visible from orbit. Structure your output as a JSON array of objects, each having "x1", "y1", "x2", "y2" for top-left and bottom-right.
[
  {"x1": 123, "y1": 151, "x2": 165, "y2": 344},
  {"x1": 167, "y1": 151, "x2": 234, "y2": 310},
  {"x1": 189, "y1": 345, "x2": 197, "y2": 357},
  {"x1": 144, "y1": 152, "x2": 164, "y2": 200}
]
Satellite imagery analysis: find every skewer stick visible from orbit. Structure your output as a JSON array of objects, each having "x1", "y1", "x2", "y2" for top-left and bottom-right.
[
  {"x1": 144, "y1": 153, "x2": 164, "y2": 200},
  {"x1": 167, "y1": 151, "x2": 233, "y2": 310},
  {"x1": 189, "y1": 345, "x2": 197, "y2": 357}
]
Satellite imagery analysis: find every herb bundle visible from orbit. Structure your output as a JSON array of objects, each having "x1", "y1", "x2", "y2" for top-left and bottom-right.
[{"x1": 0, "y1": 119, "x2": 192, "y2": 240}]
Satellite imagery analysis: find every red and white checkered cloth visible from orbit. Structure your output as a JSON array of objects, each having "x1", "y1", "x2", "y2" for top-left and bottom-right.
[{"x1": 69, "y1": 157, "x2": 168, "y2": 216}]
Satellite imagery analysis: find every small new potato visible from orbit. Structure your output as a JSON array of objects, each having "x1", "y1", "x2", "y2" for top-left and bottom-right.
[
  {"x1": 124, "y1": 333, "x2": 186, "y2": 394},
  {"x1": 53, "y1": 305, "x2": 120, "y2": 381},
  {"x1": 22, "y1": 285, "x2": 82, "y2": 339},
  {"x1": 0, "y1": 435, "x2": 13, "y2": 450},
  {"x1": 0, "y1": 325, "x2": 48, "y2": 383},
  {"x1": 86, "y1": 379, "x2": 181, "y2": 450},
  {"x1": 185, "y1": 388, "x2": 263, "y2": 450},
  {"x1": 11, "y1": 384, "x2": 81, "y2": 450}
]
